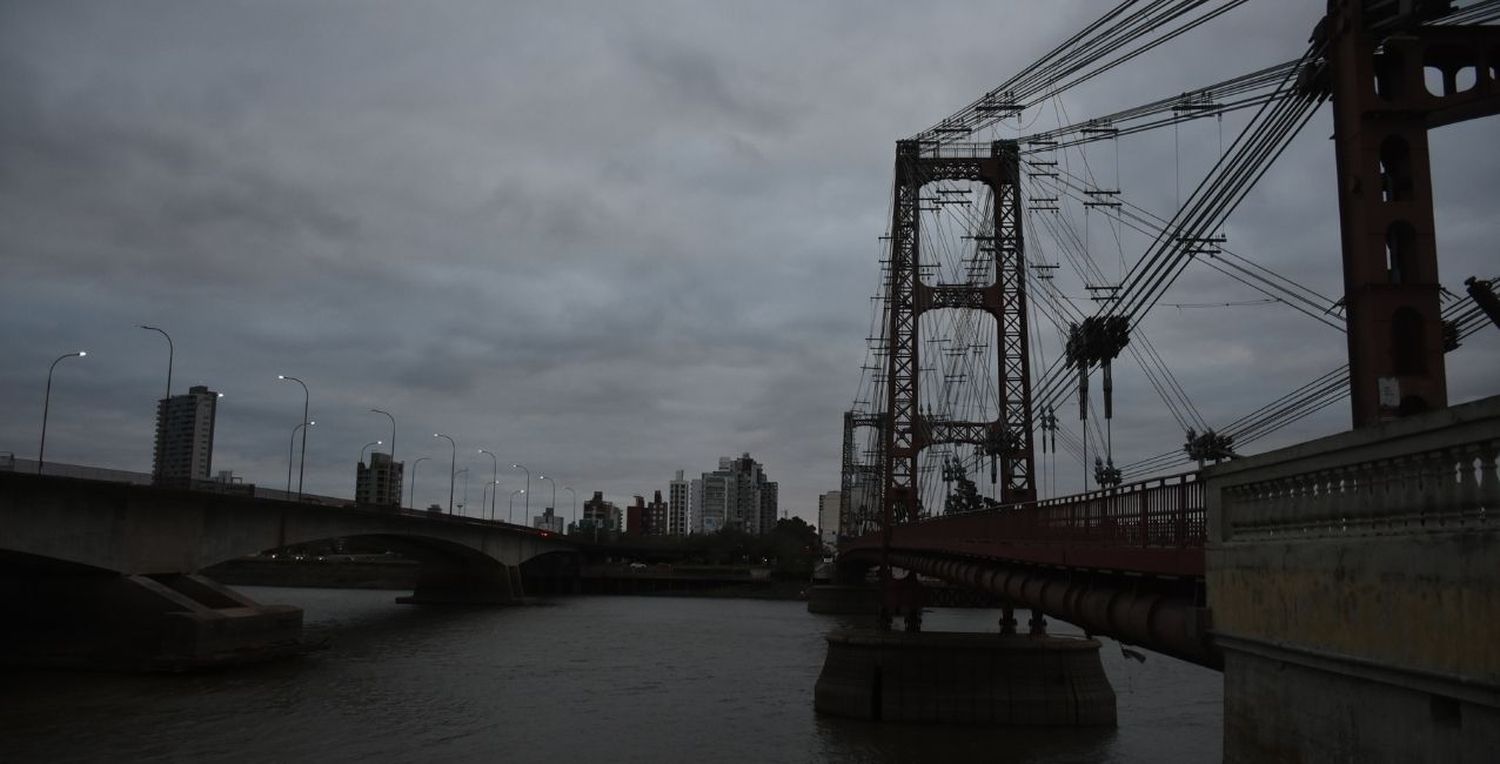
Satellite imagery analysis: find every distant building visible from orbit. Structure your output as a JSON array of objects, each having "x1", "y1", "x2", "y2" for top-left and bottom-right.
[
  {"x1": 699, "y1": 453, "x2": 779, "y2": 535},
  {"x1": 818, "y1": 490, "x2": 842, "y2": 549},
  {"x1": 533, "y1": 507, "x2": 564, "y2": 533},
  {"x1": 626, "y1": 495, "x2": 646, "y2": 535},
  {"x1": 645, "y1": 490, "x2": 669, "y2": 536},
  {"x1": 691, "y1": 477, "x2": 706, "y2": 533},
  {"x1": 152, "y1": 385, "x2": 218, "y2": 484},
  {"x1": 582, "y1": 491, "x2": 621, "y2": 537},
  {"x1": 355, "y1": 452, "x2": 404, "y2": 507},
  {"x1": 668, "y1": 470, "x2": 693, "y2": 535}
]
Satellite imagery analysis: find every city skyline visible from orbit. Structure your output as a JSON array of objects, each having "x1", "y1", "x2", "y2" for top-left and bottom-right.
[{"x1": 2, "y1": 0, "x2": 1496, "y2": 526}]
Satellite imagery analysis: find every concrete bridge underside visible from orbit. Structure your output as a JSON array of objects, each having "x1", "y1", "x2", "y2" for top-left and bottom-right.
[{"x1": 0, "y1": 472, "x2": 575, "y2": 670}]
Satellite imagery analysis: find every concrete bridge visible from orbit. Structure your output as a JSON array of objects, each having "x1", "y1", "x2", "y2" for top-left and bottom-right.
[
  {"x1": 0, "y1": 472, "x2": 575, "y2": 670},
  {"x1": 832, "y1": 394, "x2": 1498, "y2": 758}
]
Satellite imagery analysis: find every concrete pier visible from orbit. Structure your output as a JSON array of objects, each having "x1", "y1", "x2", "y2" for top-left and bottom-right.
[
  {"x1": 0, "y1": 570, "x2": 304, "y2": 671},
  {"x1": 814, "y1": 630, "x2": 1116, "y2": 725}
]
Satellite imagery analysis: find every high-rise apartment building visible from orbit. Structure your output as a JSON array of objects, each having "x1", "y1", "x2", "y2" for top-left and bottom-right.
[
  {"x1": 152, "y1": 385, "x2": 218, "y2": 484},
  {"x1": 690, "y1": 477, "x2": 706, "y2": 533},
  {"x1": 533, "y1": 507, "x2": 564, "y2": 533},
  {"x1": 698, "y1": 453, "x2": 779, "y2": 535},
  {"x1": 582, "y1": 491, "x2": 621, "y2": 537},
  {"x1": 355, "y1": 452, "x2": 404, "y2": 507},
  {"x1": 644, "y1": 490, "x2": 668, "y2": 536},
  {"x1": 668, "y1": 471, "x2": 693, "y2": 536},
  {"x1": 818, "y1": 490, "x2": 842, "y2": 549}
]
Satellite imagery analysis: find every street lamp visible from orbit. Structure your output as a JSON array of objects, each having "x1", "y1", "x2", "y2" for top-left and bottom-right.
[
  {"x1": 278, "y1": 375, "x2": 310, "y2": 500},
  {"x1": 434, "y1": 433, "x2": 456, "y2": 514},
  {"x1": 138, "y1": 325, "x2": 173, "y2": 401},
  {"x1": 509, "y1": 489, "x2": 526, "y2": 525},
  {"x1": 287, "y1": 421, "x2": 315, "y2": 497},
  {"x1": 564, "y1": 486, "x2": 577, "y2": 535},
  {"x1": 38, "y1": 351, "x2": 86, "y2": 475},
  {"x1": 369, "y1": 409, "x2": 396, "y2": 464},
  {"x1": 455, "y1": 468, "x2": 470, "y2": 516},
  {"x1": 478, "y1": 449, "x2": 498, "y2": 522},
  {"x1": 511, "y1": 463, "x2": 531, "y2": 521},
  {"x1": 409, "y1": 456, "x2": 430, "y2": 509},
  {"x1": 538, "y1": 474, "x2": 558, "y2": 523},
  {"x1": 360, "y1": 440, "x2": 383, "y2": 464},
  {"x1": 481, "y1": 480, "x2": 500, "y2": 520}
]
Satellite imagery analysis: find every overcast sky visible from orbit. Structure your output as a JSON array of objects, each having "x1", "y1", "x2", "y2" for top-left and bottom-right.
[{"x1": 2, "y1": 1, "x2": 1495, "y2": 522}]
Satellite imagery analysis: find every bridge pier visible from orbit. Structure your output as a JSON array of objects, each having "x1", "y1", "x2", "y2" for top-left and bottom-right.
[
  {"x1": 395, "y1": 562, "x2": 524, "y2": 605},
  {"x1": 0, "y1": 565, "x2": 303, "y2": 671},
  {"x1": 814, "y1": 629, "x2": 1116, "y2": 725}
]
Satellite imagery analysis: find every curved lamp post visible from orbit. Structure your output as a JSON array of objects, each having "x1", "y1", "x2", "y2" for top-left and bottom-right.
[
  {"x1": 369, "y1": 409, "x2": 396, "y2": 465},
  {"x1": 38, "y1": 351, "x2": 87, "y2": 475},
  {"x1": 278, "y1": 375, "x2": 310, "y2": 500},
  {"x1": 287, "y1": 421, "x2": 315, "y2": 496},
  {"x1": 360, "y1": 440, "x2": 383, "y2": 464},
  {"x1": 409, "y1": 456, "x2": 430, "y2": 509},
  {"x1": 538, "y1": 474, "x2": 558, "y2": 524},
  {"x1": 434, "y1": 433, "x2": 456, "y2": 514},
  {"x1": 509, "y1": 489, "x2": 526, "y2": 525},
  {"x1": 481, "y1": 480, "x2": 501, "y2": 520},
  {"x1": 564, "y1": 486, "x2": 578, "y2": 535},
  {"x1": 511, "y1": 463, "x2": 531, "y2": 522},
  {"x1": 478, "y1": 449, "x2": 498, "y2": 522},
  {"x1": 138, "y1": 325, "x2": 172, "y2": 401},
  {"x1": 455, "y1": 468, "x2": 470, "y2": 516}
]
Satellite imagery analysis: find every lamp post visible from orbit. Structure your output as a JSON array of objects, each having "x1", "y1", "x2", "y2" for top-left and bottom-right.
[
  {"x1": 138, "y1": 325, "x2": 172, "y2": 401},
  {"x1": 538, "y1": 474, "x2": 558, "y2": 525},
  {"x1": 511, "y1": 463, "x2": 531, "y2": 521},
  {"x1": 478, "y1": 449, "x2": 498, "y2": 522},
  {"x1": 360, "y1": 440, "x2": 383, "y2": 464},
  {"x1": 481, "y1": 480, "x2": 500, "y2": 520},
  {"x1": 38, "y1": 351, "x2": 87, "y2": 475},
  {"x1": 509, "y1": 489, "x2": 525, "y2": 525},
  {"x1": 287, "y1": 421, "x2": 315, "y2": 497},
  {"x1": 409, "y1": 456, "x2": 430, "y2": 509},
  {"x1": 369, "y1": 409, "x2": 396, "y2": 464},
  {"x1": 456, "y1": 468, "x2": 470, "y2": 516},
  {"x1": 278, "y1": 375, "x2": 310, "y2": 500},
  {"x1": 564, "y1": 486, "x2": 577, "y2": 536},
  {"x1": 434, "y1": 433, "x2": 456, "y2": 514}
]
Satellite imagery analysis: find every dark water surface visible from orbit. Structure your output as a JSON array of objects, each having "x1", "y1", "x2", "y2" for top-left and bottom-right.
[{"x1": 1, "y1": 589, "x2": 1221, "y2": 762}]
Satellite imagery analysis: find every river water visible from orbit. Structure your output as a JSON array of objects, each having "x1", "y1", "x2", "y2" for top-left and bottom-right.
[{"x1": 1, "y1": 589, "x2": 1222, "y2": 762}]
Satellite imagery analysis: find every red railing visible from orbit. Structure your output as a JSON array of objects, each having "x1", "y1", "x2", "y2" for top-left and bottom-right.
[{"x1": 845, "y1": 472, "x2": 1205, "y2": 576}]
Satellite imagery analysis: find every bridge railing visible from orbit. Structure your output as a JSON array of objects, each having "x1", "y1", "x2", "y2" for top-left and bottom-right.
[{"x1": 906, "y1": 471, "x2": 1204, "y2": 549}]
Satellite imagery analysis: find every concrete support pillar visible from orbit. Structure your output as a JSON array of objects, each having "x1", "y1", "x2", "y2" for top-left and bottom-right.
[
  {"x1": 999, "y1": 603, "x2": 1018, "y2": 635},
  {"x1": 0, "y1": 571, "x2": 303, "y2": 671},
  {"x1": 816, "y1": 630, "x2": 1116, "y2": 725},
  {"x1": 1029, "y1": 608, "x2": 1047, "y2": 636}
]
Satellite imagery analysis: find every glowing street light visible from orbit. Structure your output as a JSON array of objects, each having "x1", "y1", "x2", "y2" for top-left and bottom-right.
[
  {"x1": 278, "y1": 375, "x2": 310, "y2": 500},
  {"x1": 37, "y1": 351, "x2": 86, "y2": 474},
  {"x1": 509, "y1": 489, "x2": 526, "y2": 525},
  {"x1": 287, "y1": 421, "x2": 316, "y2": 497}
]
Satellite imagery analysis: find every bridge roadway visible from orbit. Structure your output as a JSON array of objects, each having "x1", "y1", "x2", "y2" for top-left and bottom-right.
[{"x1": 0, "y1": 471, "x2": 576, "y2": 669}]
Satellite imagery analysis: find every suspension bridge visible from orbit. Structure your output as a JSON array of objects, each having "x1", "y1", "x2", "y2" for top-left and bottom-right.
[{"x1": 819, "y1": 1, "x2": 1500, "y2": 758}]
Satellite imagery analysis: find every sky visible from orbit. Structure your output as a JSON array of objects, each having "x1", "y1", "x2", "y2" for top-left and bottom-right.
[{"x1": 2, "y1": 1, "x2": 1496, "y2": 523}]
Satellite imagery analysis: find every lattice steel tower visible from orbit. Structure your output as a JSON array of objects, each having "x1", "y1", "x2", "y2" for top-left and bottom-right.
[{"x1": 880, "y1": 139, "x2": 1036, "y2": 538}]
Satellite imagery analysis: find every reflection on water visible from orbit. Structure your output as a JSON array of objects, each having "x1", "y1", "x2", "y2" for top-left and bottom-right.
[{"x1": 1, "y1": 589, "x2": 1221, "y2": 762}]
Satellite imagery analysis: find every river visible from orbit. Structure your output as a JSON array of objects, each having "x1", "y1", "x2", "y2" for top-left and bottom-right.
[{"x1": 1, "y1": 589, "x2": 1222, "y2": 762}]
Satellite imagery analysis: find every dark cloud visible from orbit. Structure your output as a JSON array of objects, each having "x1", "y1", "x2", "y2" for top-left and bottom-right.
[{"x1": 1, "y1": 1, "x2": 1495, "y2": 518}]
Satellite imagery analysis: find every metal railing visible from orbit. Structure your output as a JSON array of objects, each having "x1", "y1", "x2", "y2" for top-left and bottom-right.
[{"x1": 905, "y1": 471, "x2": 1204, "y2": 549}]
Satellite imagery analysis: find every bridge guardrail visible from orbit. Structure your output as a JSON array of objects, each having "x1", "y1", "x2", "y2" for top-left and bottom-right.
[{"x1": 914, "y1": 472, "x2": 1204, "y2": 549}]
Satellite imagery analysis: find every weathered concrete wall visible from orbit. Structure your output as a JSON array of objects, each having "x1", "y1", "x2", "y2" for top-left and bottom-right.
[{"x1": 1205, "y1": 394, "x2": 1500, "y2": 761}]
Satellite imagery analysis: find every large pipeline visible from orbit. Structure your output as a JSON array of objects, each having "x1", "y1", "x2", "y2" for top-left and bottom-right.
[{"x1": 880, "y1": 551, "x2": 1222, "y2": 669}]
